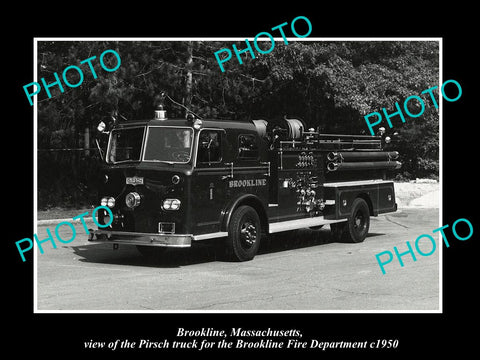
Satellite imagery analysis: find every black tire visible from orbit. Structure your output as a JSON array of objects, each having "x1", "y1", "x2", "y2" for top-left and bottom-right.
[
  {"x1": 136, "y1": 245, "x2": 167, "y2": 259},
  {"x1": 331, "y1": 198, "x2": 370, "y2": 243},
  {"x1": 225, "y1": 205, "x2": 261, "y2": 261}
]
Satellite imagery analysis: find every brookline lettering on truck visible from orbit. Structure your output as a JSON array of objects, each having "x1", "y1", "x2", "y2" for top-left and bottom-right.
[{"x1": 228, "y1": 179, "x2": 267, "y2": 188}]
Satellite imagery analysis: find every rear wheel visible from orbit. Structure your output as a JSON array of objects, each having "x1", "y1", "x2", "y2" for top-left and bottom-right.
[
  {"x1": 331, "y1": 198, "x2": 370, "y2": 243},
  {"x1": 347, "y1": 198, "x2": 370, "y2": 243},
  {"x1": 225, "y1": 205, "x2": 261, "y2": 261}
]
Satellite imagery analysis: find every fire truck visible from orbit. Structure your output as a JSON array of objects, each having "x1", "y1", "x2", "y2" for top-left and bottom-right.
[{"x1": 88, "y1": 104, "x2": 401, "y2": 261}]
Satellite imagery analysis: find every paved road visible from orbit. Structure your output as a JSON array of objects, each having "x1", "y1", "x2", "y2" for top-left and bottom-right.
[{"x1": 35, "y1": 208, "x2": 440, "y2": 311}]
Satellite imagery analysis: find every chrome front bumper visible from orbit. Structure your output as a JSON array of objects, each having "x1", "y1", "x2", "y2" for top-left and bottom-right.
[{"x1": 88, "y1": 229, "x2": 192, "y2": 247}]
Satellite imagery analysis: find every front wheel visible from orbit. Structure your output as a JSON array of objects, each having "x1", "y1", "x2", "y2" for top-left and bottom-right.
[{"x1": 225, "y1": 205, "x2": 261, "y2": 261}]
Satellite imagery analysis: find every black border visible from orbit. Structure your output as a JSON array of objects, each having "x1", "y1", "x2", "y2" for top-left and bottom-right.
[{"x1": 6, "y1": 6, "x2": 477, "y2": 356}]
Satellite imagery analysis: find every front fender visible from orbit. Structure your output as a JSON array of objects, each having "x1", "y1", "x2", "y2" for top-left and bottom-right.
[{"x1": 219, "y1": 193, "x2": 268, "y2": 233}]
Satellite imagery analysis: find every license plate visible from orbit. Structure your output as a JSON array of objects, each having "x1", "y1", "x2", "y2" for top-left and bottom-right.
[{"x1": 126, "y1": 176, "x2": 144, "y2": 185}]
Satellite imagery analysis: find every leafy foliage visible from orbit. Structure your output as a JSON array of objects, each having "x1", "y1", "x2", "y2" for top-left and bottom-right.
[{"x1": 37, "y1": 40, "x2": 439, "y2": 208}]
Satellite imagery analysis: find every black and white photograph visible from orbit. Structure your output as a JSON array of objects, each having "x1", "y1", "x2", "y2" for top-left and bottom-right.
[
  {"x1": 7, "y1": 7, "x2": 477, "y2": 357},
  {"x1": 33, "y1": 38, "x2": 441, "y2": 312}
]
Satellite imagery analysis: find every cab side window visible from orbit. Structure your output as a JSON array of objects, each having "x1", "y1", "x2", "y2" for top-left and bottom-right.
[
  {"x1": 198, "y1": 130, "x2": 222, "y2": 163},
  {"x1": 238, "y1": 134, "x2": 258, "y2": 159}
]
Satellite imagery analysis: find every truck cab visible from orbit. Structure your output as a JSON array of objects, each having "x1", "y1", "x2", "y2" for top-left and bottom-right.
[{"x1": 89, "y1": 108, "x2": 400, "y2": 261}]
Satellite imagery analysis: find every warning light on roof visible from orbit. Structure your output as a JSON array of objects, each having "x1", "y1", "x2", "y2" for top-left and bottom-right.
[{"x1": 154, "y1": 105, "x2": 167, "y2": 120}]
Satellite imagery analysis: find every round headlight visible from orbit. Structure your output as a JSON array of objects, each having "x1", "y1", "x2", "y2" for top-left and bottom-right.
[
  {"x1": 125, "y1": 192, "x2": 141, "y2": 208},
  {"x1": 100, "y1": 197, "x2": 108, "y2": 206},
  {"x1": 172, "y1": 175, "x2": 180, "y2": 185}
]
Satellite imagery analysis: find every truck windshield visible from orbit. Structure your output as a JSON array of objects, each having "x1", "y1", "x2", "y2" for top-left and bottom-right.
[
  {"x1": 107, "y1": 127, "x2": 145, "y2": 164},
  {"x1": 143, "y1": 126, "x2": 193, "y2": 163}
]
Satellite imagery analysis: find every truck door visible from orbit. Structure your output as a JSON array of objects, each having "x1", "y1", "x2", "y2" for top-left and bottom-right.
[{"x1": 192, "y1": 129, "x2": 228, "y2": 235}]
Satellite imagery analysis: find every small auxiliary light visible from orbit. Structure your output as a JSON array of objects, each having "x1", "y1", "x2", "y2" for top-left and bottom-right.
[
  {"x1": 193, "y1": 119, "x2": 203, "y2": 130},
  {"x1": 186, "y1": 112, "x2": 203, "y2": 129},
  {"x1": 162, "y1": 199, "x2": 181, "y2": 211},
  {"x1": 101, "y1": 196, "x2": 115, "y2": 208}
]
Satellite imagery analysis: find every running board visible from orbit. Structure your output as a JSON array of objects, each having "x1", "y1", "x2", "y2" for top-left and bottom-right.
[
  {"x1": 193, "y1": 232, "x2": 228, "y2": 241},
  {"x1": 269, "y1": 216, "x2": 347, "y2": 234}
]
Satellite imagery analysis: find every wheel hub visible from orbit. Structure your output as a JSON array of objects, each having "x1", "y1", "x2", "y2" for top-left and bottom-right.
[
  {"x1": 241, "y1": 222, "x2": 257, "y2": 246},
  {"x1": 354, "y1": 213, "x2": 365, "y2": 230}
]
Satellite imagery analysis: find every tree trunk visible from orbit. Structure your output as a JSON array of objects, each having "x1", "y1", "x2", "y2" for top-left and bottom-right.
[{"x1": 185, "y1": 41, "x2": 193, "y2": 117}]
